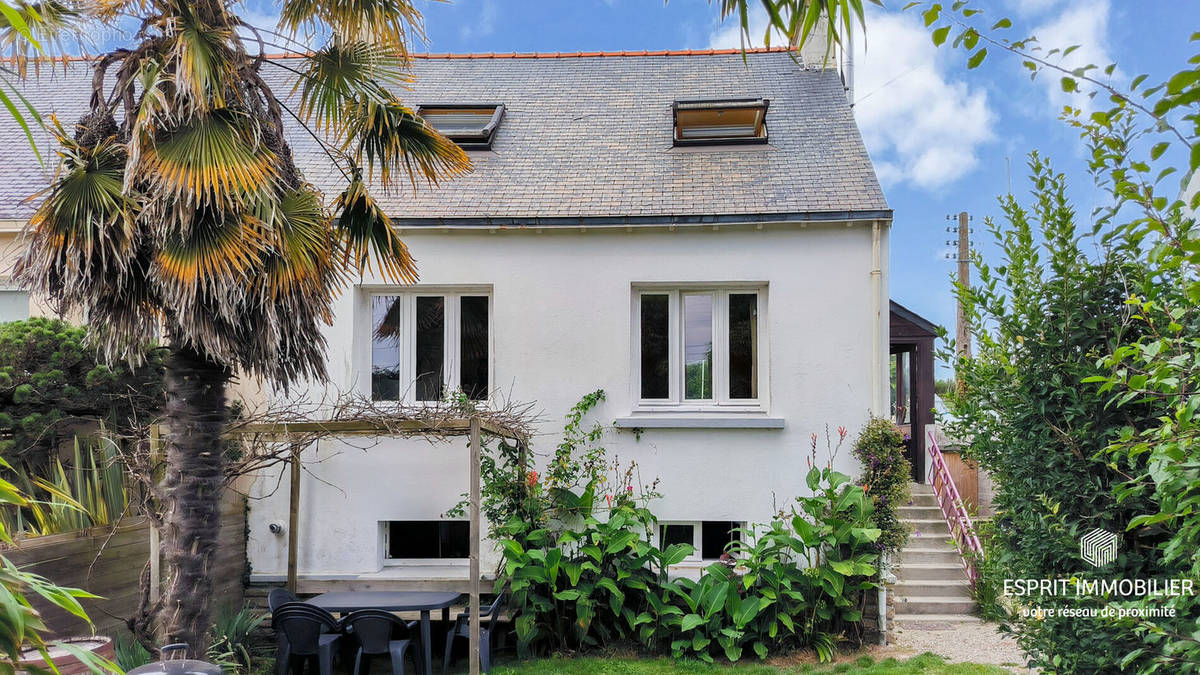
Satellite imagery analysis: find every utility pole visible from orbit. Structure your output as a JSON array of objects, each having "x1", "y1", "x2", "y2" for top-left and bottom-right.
[
  {"x1": 956, "y1": 211, "x2": 971, "y2": 359},
  {"x1": 945, "y1": 211, "x2": 973, "y2": 360}
]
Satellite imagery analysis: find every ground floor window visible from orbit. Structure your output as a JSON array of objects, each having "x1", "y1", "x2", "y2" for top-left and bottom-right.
[
  {"x1": 385, "y1": 520, "x2": 470, "y2": 560},
  {"x1": 658, "y1": 520, "x2": 742, "y2": 561}
]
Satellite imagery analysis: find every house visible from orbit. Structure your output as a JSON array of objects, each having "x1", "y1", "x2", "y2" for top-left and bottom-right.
[{"x1": 0, "y1": 47, "x2": 893, "y2": 587}]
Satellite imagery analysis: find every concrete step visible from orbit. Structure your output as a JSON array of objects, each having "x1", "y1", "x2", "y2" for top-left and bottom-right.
[
  {"x1": 894, "y1": 562, "x2": 969, "y2": 581},
  {"x1": 893, "y1": 579, "x2": 973, "y2": 598},
  {"x1": 892, "y1": 595, "x2": 976, "y2": 615},
  {"x1": 909, "y1": 483, "x2": 935, "y2": 495},
  {"x1": 897, "y1": 506, "x2": 943, "y2": 519},
  {"x1": 894, "y1": 613, "x2": 983, "y2": 624},
  {"x1": 896, "y1": 549, "x2": 962, "y2": 566},
  {"x1": 906, "y1": 493, "x2": 939, "y2": 507},
  {"x1": 901, "y1": 518, "x2": 950, "y2": 535}
]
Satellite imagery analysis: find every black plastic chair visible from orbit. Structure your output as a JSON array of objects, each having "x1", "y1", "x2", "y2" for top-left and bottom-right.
[
  {"x1": 344, "y1": 609, "x2": 423, "y2": 675},
  {"x1": 442, "y1": 594, "x2": 505, "y2": 675},
  {"x1": 269, "y1": 589, "x2": 301, "y2": 669},
  {"x1": 269, "y1": 588, "x2": 299, "y2": 612},
  {"x1": 273, "y1": 602, "x2": 343, "y2": 675}
]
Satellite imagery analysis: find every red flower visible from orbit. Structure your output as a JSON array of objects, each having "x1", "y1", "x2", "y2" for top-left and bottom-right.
[
  {"x1": 526, "y1": 470, "x2": 539, "y2": 487},
  {"x1": 837, "y1": 425, "x2": 848, "y2": 439}
]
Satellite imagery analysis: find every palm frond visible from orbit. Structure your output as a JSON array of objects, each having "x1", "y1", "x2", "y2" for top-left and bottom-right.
[
  {"x1": 278, "y1": 0, "x2": 426, "y2": 52},
  {"x1": 261, "y1": 184, "x2": 342, "y2": 297},
  {"x1": 168, "y1": 4, "x2": 235, "y2": 112},
  {"x1": 341, "y1": 95, "x2": 470, "y2": 188},
  {"x1": 155, "y1": 208, "x2": 269, "y2": 291},
  {"x1": 133, "y1": 109, "x2": 278, "y2": 219},
  {"x1": 295, "y1": 40, "x2": 406, "y2": 131},
  {"x1": 0, "y1": 1, "x2": 87, "y2": 73},
  {"x1": 332, "y1": 176, "x2": 416, "y2": 283},
  {"x1": 16, "y1": 117, "x2": 137, "y2": 302},
  {"x1": 91, "y1": 0, "x2": 144, "y2": 22}
]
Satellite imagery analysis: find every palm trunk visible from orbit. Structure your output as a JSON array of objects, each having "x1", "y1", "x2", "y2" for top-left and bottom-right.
[{"x1": 159, "y1": 345, "x2": 231, "y2": 652}]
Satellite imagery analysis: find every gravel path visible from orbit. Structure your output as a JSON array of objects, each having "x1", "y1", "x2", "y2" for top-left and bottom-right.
[{"x1": 883, "y1": 618, "x2": 1033, "y2": 673}]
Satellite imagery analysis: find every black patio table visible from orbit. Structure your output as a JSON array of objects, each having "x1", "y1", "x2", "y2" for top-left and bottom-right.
[{"x1": 309, "y1": 590, "x2": 462, "y2": 675}]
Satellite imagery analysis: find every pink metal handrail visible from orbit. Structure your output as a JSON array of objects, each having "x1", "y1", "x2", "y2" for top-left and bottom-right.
[{"x1": 926, "y1": 431, "x2": 984, "y2": 586}]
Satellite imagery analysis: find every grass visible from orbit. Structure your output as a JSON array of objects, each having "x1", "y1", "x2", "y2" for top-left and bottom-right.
[{"x1": 492, "y1": 652, "x2": 1012, "y2": 674}]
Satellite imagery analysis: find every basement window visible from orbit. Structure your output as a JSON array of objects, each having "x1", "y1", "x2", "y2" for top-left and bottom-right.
[
  {"x1": 658, "y1": 521, "x2": 743, "y2": 561},
  {"x1": 385, "y1": 520, "x2": 469, "y2": 560},
  {"x1": 673, "y1": 99, "x2": 769, "y2": 146},
  {"x1": 417, "y1": 104, "x2": 505, "y2": 150}
]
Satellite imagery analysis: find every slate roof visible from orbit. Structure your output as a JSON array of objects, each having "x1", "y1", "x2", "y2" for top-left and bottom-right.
[{"x1": 0, "y1": 48, "x2": 889, "y2": 224}]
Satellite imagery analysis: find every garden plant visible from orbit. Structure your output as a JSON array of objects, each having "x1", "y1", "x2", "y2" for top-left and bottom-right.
[{"x1": 475, "y1": 392, "x2": 882, "y2": 664}]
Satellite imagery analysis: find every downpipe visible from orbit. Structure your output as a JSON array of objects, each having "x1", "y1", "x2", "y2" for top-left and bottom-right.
[{"x1": 871, "y1": 220, "x2": 886, "y2": 644}]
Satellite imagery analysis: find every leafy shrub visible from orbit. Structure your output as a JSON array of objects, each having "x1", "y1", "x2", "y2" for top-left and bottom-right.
[
  {"x1": 113, "y1": 634, "x2": 153, "y2": 671},
  {"x1": 943, "y1": 156, "x2": 1165, "y2": 672},
  {"x1": 493, "y1": 395, "x2": 880, "y2": 663},
  {"x1": 643, "y1": 455, "x2": 880, "y2": 664},
  {"x1": 851, "y1": 417, "x2": 910, "y2": 555},
  {"x1": 1, "y1": 435, "x2": 129, "y2": 537},
  {"x1": 0, "y1": 318, "x2": 164, "y2": 472},
  {"x1": 208, "y1": 604, "x2": 267, "y2": 671},
  {"x1": 968, "y1": 520, "x2": 1007, "y2": 622},
  {"x1": 499, "y1": 496, "x2": 685, "y2": 655},
  {"x1": 0, "y1": 459, "x2": 118, "y2": 674}
]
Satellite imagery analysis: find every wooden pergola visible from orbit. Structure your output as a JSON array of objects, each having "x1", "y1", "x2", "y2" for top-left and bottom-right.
[{"x1": 151, "y1": 414, "x2": 530, "y2": 675}]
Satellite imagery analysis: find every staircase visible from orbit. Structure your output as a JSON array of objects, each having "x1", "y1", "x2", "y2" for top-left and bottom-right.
[{"x1": 892, "y1": 482, "x2": 978, "y2": 623}]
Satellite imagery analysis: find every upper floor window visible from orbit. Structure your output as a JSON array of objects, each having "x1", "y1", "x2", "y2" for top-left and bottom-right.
[
  {"x1": 417, "y1": 104, "x2": 505, "y2": 150},
  {"x1": 371, "y1": 290, "x2": 491, "y2": 402},
  {"x1": 673, "y1": 99, "x2": 769, "y2": 146},
  {"x1": 634, "y1": 286, "x2": 764, "y2": 407}
]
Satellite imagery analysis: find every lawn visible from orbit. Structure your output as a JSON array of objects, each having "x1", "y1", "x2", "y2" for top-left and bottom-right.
[{"x1": 492, "y1": 652, "x2": 1012, "y2": 674}]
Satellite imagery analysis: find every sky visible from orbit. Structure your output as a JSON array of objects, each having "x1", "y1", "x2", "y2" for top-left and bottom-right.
[{"x1": 238, "y1": 0, "x2": 1198, "y2": 374}]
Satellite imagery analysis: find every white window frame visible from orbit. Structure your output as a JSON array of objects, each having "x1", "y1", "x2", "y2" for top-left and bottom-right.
[
  {"x1": 657, "y1": 520, "x2": 747, "y2": 563},
  {"x1": 365, "y1": 286, "x2": 493, "y2": 404},
  {"x1": 631, "y1": 284, "x2": 767, "y2": 412},
  {"x1": 657, "y1": 521, "x2": 702, "y2": 563}
]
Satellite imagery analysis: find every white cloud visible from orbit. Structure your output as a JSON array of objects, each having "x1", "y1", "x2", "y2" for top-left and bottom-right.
[
  {"x1": 459, "y1": 0, "x2": 498, "y2": 42},
  {"x1": 851, "y1": 11, "x2": 995, "y2": 190},
  {"x1": 707, "y1": 7, "x2": 994, "y2": 190},
  {"x1": 709, "y1": 7, "x2": 993, "y2": 190},
  {"x1": 1007, "y1": 0, "x2": 1065, "y2": 17},
  {"x1": 1030, "y1": 0, "x2": 1118, "y2": 115}
]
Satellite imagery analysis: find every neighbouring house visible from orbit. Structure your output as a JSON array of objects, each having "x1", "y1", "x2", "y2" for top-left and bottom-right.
[
  {"x1": 889, "y1": 300, "x2": 937, "y2": 481},
  {"x1": 0, "y1": 46, "x2": 894, "y2": 588}
]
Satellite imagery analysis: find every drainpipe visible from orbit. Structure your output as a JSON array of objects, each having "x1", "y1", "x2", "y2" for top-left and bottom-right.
[
  {"x1": 871, "y1": 219, "x2": 886, "y2": 644},
  {"x1": 871, "y1": 220, "x2": 882, "y2": 415}
]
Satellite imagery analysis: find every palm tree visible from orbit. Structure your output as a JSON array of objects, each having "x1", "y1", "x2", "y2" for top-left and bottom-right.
[
  {"x1": 716, "y1": 0, "x2": 871, "y2": 56},
  {"x1": 14, "y1": 0, "x2": 469, "y2": 649}
]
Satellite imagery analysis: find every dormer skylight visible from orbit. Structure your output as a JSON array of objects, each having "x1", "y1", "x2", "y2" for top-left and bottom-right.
[
  {"x1": 417, "y1": 104, "x2": 505, "y2": 150},
  {"x1": 673, "y1": 98, "x2": 769, "y2": 146}
]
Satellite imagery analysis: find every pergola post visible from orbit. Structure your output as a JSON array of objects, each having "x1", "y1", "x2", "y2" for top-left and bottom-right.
[
  {"x1": 468, "y1": 416, "x2": 482, "y2": 675},
  {"x1": 287, "y1": 443, "x2": 302, "y2": 594}
]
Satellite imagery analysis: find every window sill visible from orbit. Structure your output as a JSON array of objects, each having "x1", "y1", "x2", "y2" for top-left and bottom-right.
[{"x1": 613, "y1": 415, "x2": 785, "y2": 429}]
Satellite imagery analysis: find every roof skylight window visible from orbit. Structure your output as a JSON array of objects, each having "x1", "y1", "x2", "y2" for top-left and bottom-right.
[
  {"x1": 673, "y1": 98, "x2": 769, "y2": 146},
  {"x1": 417, "y1": 104, "x2": 505, "y2": 150}
]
